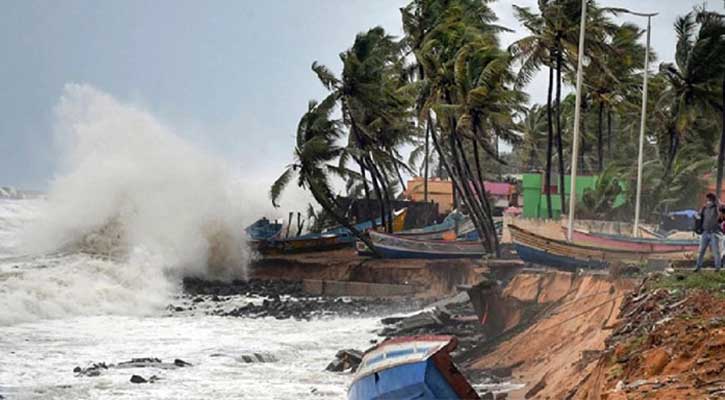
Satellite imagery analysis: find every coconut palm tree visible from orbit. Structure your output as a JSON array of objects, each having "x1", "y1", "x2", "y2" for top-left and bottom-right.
[
  {"x1": 270, "y1": 99, "x2": 379, "y2": 253},
  {"x1": 515, "y1": 104, "x2": 549, "y2": 170},
  {"x1": 312, "y1": 27, "x2": 415, "y2": 232},
  {"x1": 413, "y1": 2, "x2": 521, "y2": 254},
  {"x1": 659, "y1": 11, "x2": 724, "y2": 175}
]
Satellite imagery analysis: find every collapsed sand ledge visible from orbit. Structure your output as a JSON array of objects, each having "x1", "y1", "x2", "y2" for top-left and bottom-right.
[{"x1": 241, "y1": 250, "x2": 723, "y2": 399}]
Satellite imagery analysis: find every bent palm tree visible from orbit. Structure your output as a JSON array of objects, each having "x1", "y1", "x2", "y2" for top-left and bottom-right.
[{"x1": 270, "y1": 99, "x2": 379, "y2": 254}]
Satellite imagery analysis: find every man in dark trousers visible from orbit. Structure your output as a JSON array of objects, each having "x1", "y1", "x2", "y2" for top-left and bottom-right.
[{"x1": 695, "y1": 192, "x2": 721, "y2": 272}]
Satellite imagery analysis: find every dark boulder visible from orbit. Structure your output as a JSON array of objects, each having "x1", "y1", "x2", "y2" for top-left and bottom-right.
[
  {"x1": 174, "y1": 358, "x2": 192, "y2": 367},
  {"x1": 130, "y1": 375, "x2": 147, "y2": 384}
]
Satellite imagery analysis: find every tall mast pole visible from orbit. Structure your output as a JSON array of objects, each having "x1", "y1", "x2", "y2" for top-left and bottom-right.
[
  {"x1": 566, "y1": 0, "x2": 588, "y2": 241},
  {"x1": 633, "y1": 13, "x2": 656, "y2": 237}
]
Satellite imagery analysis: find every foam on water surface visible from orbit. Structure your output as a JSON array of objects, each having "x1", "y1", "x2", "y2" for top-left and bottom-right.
[{"x1": 0, "y1": 315, "x2": 379, "y2": 399}]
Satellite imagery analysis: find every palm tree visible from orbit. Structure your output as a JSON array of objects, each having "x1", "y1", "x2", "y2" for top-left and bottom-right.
[
  {"x1": 510, "y1": 3, "x2": 557, "y2": 217},
  {"x1": 312, "y1": 27, "x2": 415, "y2": 232},
  {"x1": 659, "y1": 11, "x2": 723, "y2": 175},
  {"x1": 516, "y1": 104, "x2": 549, "y2": 170},
  {"x1": 270, "y1": 99, "x2": 379, "y2": 253},
  {"x1": 694, "y1": 9, "x2": 725, "y2": 197},
  {"x1": 413, "y1": 1, "x2": 521, "y2": 254},
  {"x1": 584, "y1": 22, "x2": 647, "y2": 172}
]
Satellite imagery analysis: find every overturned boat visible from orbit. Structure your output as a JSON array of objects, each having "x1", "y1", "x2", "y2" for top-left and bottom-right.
[{"x1": 348, "y1": 335, "x2": 479, "y2": 400}]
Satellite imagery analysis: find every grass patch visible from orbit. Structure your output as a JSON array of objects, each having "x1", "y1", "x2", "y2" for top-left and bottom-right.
[{"x1": 649, "y1": 271, "x2": 725, "y2": 295}]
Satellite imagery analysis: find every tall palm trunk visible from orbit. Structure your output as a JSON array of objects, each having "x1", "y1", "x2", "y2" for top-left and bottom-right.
[
  {"x1": 429, "y1": 119, "x2": 492, "y2": 252},
  {"x1": 472, "y1": 132, "x2": 500, "y2": 257},
  {"x1": 555, "y1": 45, "x2": 566, "y2": 214},
  {"x1": 376, "y1": 163, "x2": 395, "y2": 233},
  {"x1": 545, "y1": 64, "x2": 555, "y2": 218},
  {"x1": 607, "y1": 108, "x2": 612, "y2": 159},
  {"x1": 424, "y1": 119, "x2": 430, "y2": 202},
  {"x1": 357, "y1": 158, "x2": 375, "y2": 229},
  {"x1": 717, "y1": 76, "x2": 725, "y2": 199},
  {"x1": 597, "y1": 101, "x2": 604, "y2": 172},
  {"x1": 366, "y1": 157, "x2": 388, "y2": 232}
]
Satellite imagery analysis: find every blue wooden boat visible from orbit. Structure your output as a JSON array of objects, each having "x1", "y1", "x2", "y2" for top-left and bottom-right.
[
  {"x1": 348, "y1": 335, "x2": 479, "y2": 400},
  {"x1": 254, "y1": 210, "x2": 407, "y2": 255},
  {"x1": 509, "y1": 224, "x2": 694, "y2": 270},
  {"x1": 245, "y1": 217, "x2": 283, "y2": 240},
  {"x1": 358, "y1": 231, "x2": 486, "y2": 259}
]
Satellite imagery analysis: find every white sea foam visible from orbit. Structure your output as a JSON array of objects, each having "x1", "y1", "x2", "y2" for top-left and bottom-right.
[{"x1": 0, "y1": 84, "x2": 258, "y2": 325}]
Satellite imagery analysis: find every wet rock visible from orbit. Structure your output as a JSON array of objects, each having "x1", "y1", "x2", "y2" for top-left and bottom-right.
[
  {"x1": 326, "y1": 349, "x2": 362, "y2": 372},
  {"x1": 325, "y1": 359, "x2": 346, "y2": 372},
  {"x1": 130, "y1": 375, "x2": 147, "y2": 384},
  {"x1": 237, "y1": 352, "x2": 277, "y2": 363},
  {"x1": 117, "y1": 358, "x2": 163, "y2": 368},
  {"x1": 480, "y1": 393, "x2": 494, "y2": 400},
  {"x1": 174, "y1": 358, "x2": 192, "y2": 367},
  {"x1": 192, "y1": 296, "x2": 204, "y2": 303},
  {"x1": 73, "y1": 362, "x2": 108, "y2": 377}
]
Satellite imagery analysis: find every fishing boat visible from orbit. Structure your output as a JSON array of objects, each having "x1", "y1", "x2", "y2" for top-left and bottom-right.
[
  {"x1": 244, "y1": 217, "x2": 283, "y2": 240},
  {"x1": 510, "y1": 224, "x2": 695, "y2": 270},
  {"x1": 254, "y1": 209, "x2": 407, "y2": 255},
  {"x1": 566, "y1": 227, "x2": 698, "y2": 252},
  {"x1": 358, "y1": 230, "x2": 486, "y2": 259},
  {"x1": 348, "y1": 335, "x2": 479, "y2": 400},
  {"x1": 254, "y1": 231, "x2": 355, "y2": 255}
]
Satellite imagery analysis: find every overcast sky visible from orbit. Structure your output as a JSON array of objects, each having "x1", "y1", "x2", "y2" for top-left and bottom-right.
[{"x1": 0, "y1": 0, "x2": 720, "y2": 190}]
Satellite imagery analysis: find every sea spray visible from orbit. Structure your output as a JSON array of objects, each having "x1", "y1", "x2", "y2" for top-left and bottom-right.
[{"x1": 0, "y1": 83, "x2": 256, "y2": 325}]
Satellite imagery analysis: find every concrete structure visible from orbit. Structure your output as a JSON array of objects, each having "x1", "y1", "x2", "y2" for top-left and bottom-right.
[{"x1": 404, "y1": 177, "x2": 515, "y2": 214}]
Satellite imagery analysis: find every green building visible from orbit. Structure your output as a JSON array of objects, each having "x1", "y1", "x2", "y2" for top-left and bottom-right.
[{"x1": 521, "y1": 173, "x2": 624, "y2": 219}]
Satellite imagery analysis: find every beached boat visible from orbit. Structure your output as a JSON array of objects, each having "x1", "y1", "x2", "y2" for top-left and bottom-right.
[
  {"x1": 255, "y1": 209, "x2": 408, "y2": 255},
  {"x1": 254, "y1": 231, "x2": 355, "y2": 255},
  {"x1": 348, "y1": 335, "x2": 479, "y2": 400},
  {"x1": 510, "y1": 224, "x2": 695, "y2": 270},
  {"x1": 245, "y1": 217, "x2": 283, "y2": 240},
  {"x1": 358, "y1": 230, "x2": 486, "y2": 259},
  {"x1": 567, "y1": 228, "x2": 698, "y2": 252}
]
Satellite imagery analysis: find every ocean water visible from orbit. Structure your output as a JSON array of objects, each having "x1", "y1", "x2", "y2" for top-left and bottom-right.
[
  {"x1": 0, "y1": 85, "x2": 387, "y2": 399},
  {"x1": 0, "y1": 197, "x2": 381, "y2": 400}
]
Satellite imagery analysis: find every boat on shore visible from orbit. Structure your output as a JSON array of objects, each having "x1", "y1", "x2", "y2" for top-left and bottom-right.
[
  {"x1": 567, "y1": 228, "x2": 698, "y2": 252},
  {"x1": 348, "y1": 335, "x2": 480, "y2": 400},
  {"x1": 254, "y1": 209, "x2": 407, "y2": 255},
  {"x1": 245, "y1": 217, "x2": 283, "y2": 240},
  {"x1": 358, "y1": 230, "x2": 486, "y2": 259},
  {"x1": 510, "y1": 224, "x2": 695, "y2": 270}
]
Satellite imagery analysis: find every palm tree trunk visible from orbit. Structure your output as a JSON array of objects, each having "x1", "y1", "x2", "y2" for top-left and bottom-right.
[
  {"x1": 472, "y1": 133, "x2": 500, "y2": 256},
  {"x1": 448, "y1": 132, "x2": 494, "y2": 252},
  {"x1": 357, "y1": 158, "x2": 375, "y2": 229},
  {"x1": 607, "y1": 108, "x2": 612, "y2": 159},
  {"x1": 424, "y1": 118, "x2": 430, "y2": 203},
  {"x1": 429, "y1": 120, "x2": 491, "y2": 252},
  {"x1": 555, "y1": 47, "x2": 566, "y2": 214},
  {"x1": 598, "y1": 101, "x2": 604, "y2": 172},
  {"x1": 366, "y1": 157, "x2": 388, "y2": 232},
  {"x1": 717, "y1": 76, "x2": 725, "y2": 199},
  {"x1": 545, "y1": 64, "x2": 555, "y2": 218},
  {"x1": 376, "y1": 163, "x2": 395, "y2": 233}
]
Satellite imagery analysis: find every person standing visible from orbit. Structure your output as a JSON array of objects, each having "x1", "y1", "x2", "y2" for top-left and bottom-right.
[{"x1": 694, "y1": 192, "x2": 721, "y2": 271}]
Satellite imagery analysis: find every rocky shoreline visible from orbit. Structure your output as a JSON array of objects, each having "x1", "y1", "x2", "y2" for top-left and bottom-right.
[{"x1": 176, "y1": 277, "x2": 427, "y2": 320}]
